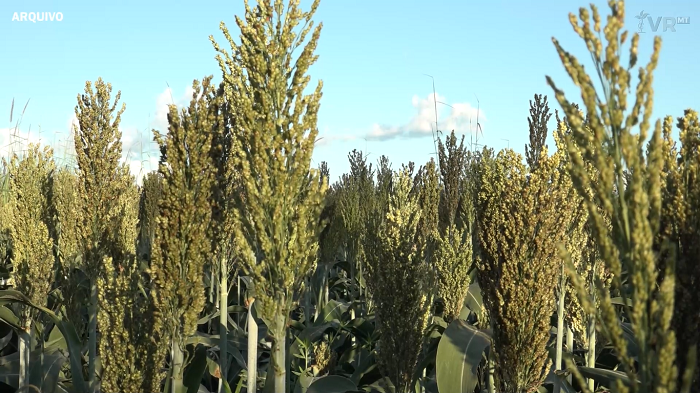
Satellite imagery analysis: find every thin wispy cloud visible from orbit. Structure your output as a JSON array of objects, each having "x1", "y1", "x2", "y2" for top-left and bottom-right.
[
  {"x1": 314, "y1": 133, "x2": 358, "y2": 147},
  {"x1": 151, "y1": 85, "x2": 196, "y2": 133},
  {"x1": 366, "y1": 93, "x2": 485, "y2": 141}
]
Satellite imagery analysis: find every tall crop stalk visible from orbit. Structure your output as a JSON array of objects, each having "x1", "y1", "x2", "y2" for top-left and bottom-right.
[
  {"x1": 555, "y1": 262, "x2": 566, "y2": 372},
  {"x1": 211, "y1": 2, "x2": 327, "y2": 391},
  {"x1": 364, "y1": 166, "x2": 433, "y2": 393},
  {"x1": 247, "y1": 298, "x2": 258, "y2": 392},
  {"x1": 208, "y1": 76, "x2": 235, "y2": 393},
  {"x1": 150, "y1": 77, "x2": 217, "y2": 392},
  {"x1": 474, "y1": 146, "x2": 578, "y2": 393},
  {"x1": 547, "y1": 1, "x2": 688, "y2": 391},
  {"x1": 96, "y1": 165, "x2": 165, "y2": 393},
  {"x1": 5, "y1": 144, "x2": 55, "y2": 390},
  {"x1": 336, "y1": 150, "x2": 374, "y2": 312},
  {"x1": 73, "y1": 79, "x2": 128, "y2": 393},
  {"x1": 434, "y1": 131, "x2": 473, "y2": 323},
  {"x1": 552, "y1": 107, "x2": 613, "y2": 390},
  {"x1": 658, "y1": 111, "x2": 700, "y2": 390},
  {"x1": 317, "y1": 162, "x2": 341, "y2": 320}
]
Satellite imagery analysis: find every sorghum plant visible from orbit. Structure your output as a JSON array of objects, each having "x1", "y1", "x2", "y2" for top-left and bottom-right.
[
  {"x1": 524, "y1": 94, "x2": 552, "y2": 171},
  {"x1": 336, "y1": 150, "x2": 375, "y2": 303},
  {"x1": 414, "y1": 159, "x2": 440, "y2": 267},
  {"x1": 364, "y1": 167, "x2": 433, "y2": 393},
  {"x1": 5, "y1": 143, "x2": 55, "y2": 389},
  {"x1": 205, "y1": 80, "x2": 234, "y2": 392},
  {"x1": 547, "y1": 1, "x2": 681, "y2": 391},
  {"x1": 434, "y1": 132, "x2": 473, "y2": 323},
  {"x1": 475, "y1": 147, "x2": 578, "y2": 393},
  {"x1": 211, "y1": 1, "x2": 327, "y2": 390},
  {"x1": 96, "y1": 165, "x2": 164, "y2": 393},
  {"x1": 136, "y1": 171, "x2": 163, "y2": 263},
  {"x1": 150, "y1": 77, "x2": 217, "y2": 391},
  {"x1": 553, "y1": 111, "x2": 613, "y2": 390},
  {"x1": 656, "y1": 111, "x2": 700, "y2": 390},
  {"x1": 73, "y1": 78, "x2": 129, "y2": 393},
  {"x1": 47, "y1": 168, "x2": 86, "y2": 340}
]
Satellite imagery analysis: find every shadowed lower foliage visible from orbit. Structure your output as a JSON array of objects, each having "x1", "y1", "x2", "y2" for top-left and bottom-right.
[{"x1": 656, "y1": 111, "x2": 700, "y2": 390}]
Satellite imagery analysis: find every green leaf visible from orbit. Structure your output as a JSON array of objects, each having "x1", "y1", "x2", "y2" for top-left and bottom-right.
[
  {"x1": 294, "y1": 372, "x2": 314, "y2": 393},
  {"x1": 27, "y1": 349, "x2": 66, "y2": 393},
  {"x1": 184, "y1": 345, "x2": 208, "y2": 393},
  {"x1": 0, "y1": 290, "x2": 87, "y2": 393},
  {"x1": 320, "y1": 300, "x2": 349, "y2": 323},
  {"x1": 366, "y1": 377, "x2": 395, "y2": 393},
  {"x1": 619, "y1": 322, "x2": 640, "y2": 358},
  {"x1": 0, "y1": 348, "x2": 66, "y2": 393},
  {"x1": 44, "y1": 324, "x2": 67, "y2": 352},
  {"x1": 221, "y1": 379, "x2": 233, "y2": 393},
  {"x1": 464, "y1": 282, "x2": 482, "y2": 315},
  {"x1": 0, "y1": 328, "x2": 12, "y2": 351},
  {"x1": 349, "y1": 349, "x2": 375, "y2": 386},
  {"x1": 344, "y1": 317, "x2": 374, "y2": 342},
  {"x1": 436, "y1": 319, "x2": 491, "y2": 393},
  {"x1": 307, "y1": 375, "x2": 358, "y2": 393},
  {"x1": 543, "y1": 370, "x2": 577, "y2": 393},
  {"x1": 0, "y1": 305, "x2": 20, "y2": 330},
  {"x1": 577, "y1": 366, "x2": 637, "y2": 388},
  {"x1": 610, "y1": 297, "x2": 632, "y2": 307}
]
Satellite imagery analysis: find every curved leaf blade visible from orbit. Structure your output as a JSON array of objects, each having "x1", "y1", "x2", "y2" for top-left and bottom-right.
[{"x1": 436, "y1": 319, "x2": 491, "y2": 393}]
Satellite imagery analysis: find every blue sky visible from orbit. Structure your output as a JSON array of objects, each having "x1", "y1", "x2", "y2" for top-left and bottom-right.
[{"x1": 1, "y1": 0, "x2": 698, "y2": 184}]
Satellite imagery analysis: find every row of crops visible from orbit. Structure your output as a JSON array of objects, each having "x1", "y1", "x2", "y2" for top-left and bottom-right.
[{"x1": 0, "y1": 1, "x2": 697, "y2": 393}]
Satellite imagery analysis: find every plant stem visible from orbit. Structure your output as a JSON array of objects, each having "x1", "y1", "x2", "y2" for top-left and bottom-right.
[
  {"x1": 18, "y1": 315, "x2": 30, "y2": 390},
  {"x1": 88, "y1": 280, "x2": 98, "y2": 393},
  {"x1": 556, "y1": 263, "x2": 566, "y2": 371},
  {"x1": 271, "y1": 312, "x2": 287, "y2": 393},
  {"x1": 247, "y1": 299, "x2": 258, "y2": 393},
  {"x1": 586, "y1": 313, "x2": 596, "y2": 391},
  {"x1": 219, "y1": 253, "x2": 228, "y2": 393},
  {"x1": 170, "y1": 339, "x2": 185, "y2": 392},
  {"x1": 566, "y1": 326, "x2": 574, "y2": 384}
]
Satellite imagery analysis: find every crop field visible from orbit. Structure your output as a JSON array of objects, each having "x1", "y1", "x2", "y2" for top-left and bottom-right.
[{"x1": 0, "y1": 1, "x2": 697, "y2": 393}]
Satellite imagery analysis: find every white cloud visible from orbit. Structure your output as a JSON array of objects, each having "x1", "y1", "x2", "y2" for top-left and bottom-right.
[
  {"x1": 120, "y1": 124, "x2": 160, "y2": 186},
  {"x1": 365, "y1": 93, "x2": 485, "y2": 141},
  {"x1": 127, "y1": 154, "x2": 160, "y2": 186},
  {"x1": 118, "y1": 84, "x2": 196, "y2": 185},
  {"x1": 151, "y1": 85, "x2": 196, "y2": 132}
]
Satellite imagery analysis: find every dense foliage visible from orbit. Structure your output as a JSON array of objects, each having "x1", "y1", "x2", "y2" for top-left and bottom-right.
[{"x1": 0, "y1": 0, "x2": 697, "y2": 393}]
